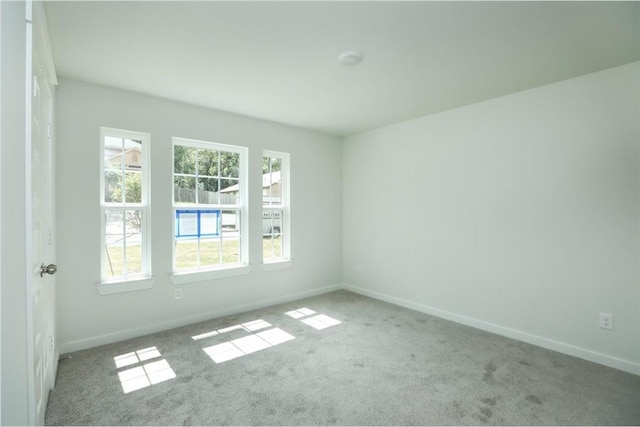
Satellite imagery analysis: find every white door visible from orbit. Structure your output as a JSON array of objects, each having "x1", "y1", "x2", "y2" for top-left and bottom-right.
[{"x1": 28, "y1": 3, "x2": 57, "y2": 424}]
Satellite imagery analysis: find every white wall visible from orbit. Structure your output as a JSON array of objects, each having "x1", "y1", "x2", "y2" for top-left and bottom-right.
[
  {"x1": 1, "y1": 1, "x2": 30, "y2": 424},
  {"x1": 55, "y1": 79, "x2": 342, "y2": 352},
  {"x1": 343, "y1": 62, "x2": 640, "y2": 374}
]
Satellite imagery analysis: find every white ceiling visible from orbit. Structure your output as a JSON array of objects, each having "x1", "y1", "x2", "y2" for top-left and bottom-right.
[{"x1": 44, "y1": 1, "x2": 640, "y2": 137}]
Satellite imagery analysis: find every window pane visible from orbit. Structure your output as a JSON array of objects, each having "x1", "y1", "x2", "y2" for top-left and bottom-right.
[
  {"x1": 125, "y1": 243, "x2": 142, "y2": 275},
  {"x1": 123, "y1": 139, "x2": 142, "y2": 170},
  {"x1": 175, "y1": 211, "x2": 198, "y2": 238},
  {"x1": 220, "y1": 179, "x2": 239, "y2": 204},
  {"x1": 105, "y1": 154, "x2": 123, "y2": 171},
  {"x1": 262, "y1": 152, "x2": 288, "y2": 263},
  {"x1": 105, "y1": 136, "x2": 123, "y2": 151},
  {"x1": 124, "y1": 138, "x2": 141, "y2": 149},
  {"x1": 262, "y1": 208, "x2": 283, "y2": 261},
  {"x1": 221, "y1": 210, "x2": 240, "y2": 237},
  {"x1": 102, "y1": 129, "x2": 149, "y2": 282},
  {"x1": 173, "y1": 139, "x2": 247, "y2": 272},
  {"x1": 105, "y1": 210, "x2": 124, "y2": 277},
  {"x1": 220, "y1": 152, "x2": 239, "y2": 178},
  {"x1": 273, "y1": 235, "x2": 282, "y2": 258},
  {"x1": 104, "y1": 243, "x2": 124, "y2": 278},
  {"x1": 197, "y1": 148, "x2": 218, "y2": 177},
  {"x1": 263, "y1": 157, "x2": 282, "y2": 205},
  {"x1": 200, "y1": 211, "x2": 220, "y2": 236},
  {"x1": 174, "y1": 176, "x2": 196, "y2": 204},
  {"x1": 263, "y1": 209, "x2": 282, "y2": 236},
  {"x1": 197, "y1": 177, "x2": 218, "y2": 204},
  {"x1": 105, "y1": 150, "x2": 123, "y2": 170},
  {"x1": 174, "y1": 145, "x2": 196, "y2": 175},
  {"x1": 125, "y1": 210, "x2": 143, "y2": 275},
  {"x1": 263, "y1": 235, "x2": 273, "y2": 261},
  {"x1": 263, "y1": 235, "x2": 283, "y2": 261},
  {"x1": 221, "y1": 239, "x2": 240, "y2": 264},
  {"x1": 199, "y1": 238, "x2": 221, "y2": 267},
  {"x1": 105, "y1": 170, "x2": 123, "y2": 203},
  {"x1": 272, "y1": 210, "x2": 283, "y2": 237},
  {"x1": 269, "y1": 157, "x2": 282, "y2": 173},
  {"x1": 175, "y1": 239, "x2": 198, "y2": 270},
  {"x1": 124, "y1": 171, "x2": 142, "y2": 203}
]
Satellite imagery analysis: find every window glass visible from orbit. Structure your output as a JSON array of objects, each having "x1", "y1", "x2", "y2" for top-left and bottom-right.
[
  {"x1": 173, "y1": 138, "x2": 247, "y2": 273},
  {"x1": 262, "y1": 152, "x2": 289, "y2": 263},
  {"x1": 101, "y1": 129, "x2": 150, "y2": 282}
]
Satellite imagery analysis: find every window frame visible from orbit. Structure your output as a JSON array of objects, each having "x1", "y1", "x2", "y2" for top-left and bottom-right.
[
  {"x1": 170, "y1": 137, "x2": 250, "y2": 284},
  {"x1": 99, "y1": 127, "x2": 153, "y2": 293},
  {"x1": 262, "y1": 150, "x2": 291, "y2": 267}
]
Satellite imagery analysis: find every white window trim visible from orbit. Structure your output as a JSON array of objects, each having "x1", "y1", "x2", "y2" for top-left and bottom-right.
[
  {"x1": 171, "y1": 137, "x2": 249, "y2": 278},
  {"x1": 97, "y1": 277, "x2": 155, "y2": 295},
  {"x1": 262, "y1": 150, "x2": 291, "y2": 265},
  {"x1": 262, "y1": 260, "x2": 293, "y2": 271},
  {"x1": 99, "y1": 127, "x2": 153, "y2": 293},
  {"x1": 170, "y1": 264, "x2": 252, "y2": 285}
]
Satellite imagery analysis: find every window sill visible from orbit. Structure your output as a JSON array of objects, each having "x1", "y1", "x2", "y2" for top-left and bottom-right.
[
  {"x1": 170, "y1": 264, "x2": 252, "y2": 285},
  {"x1": 262, "y1": 259, "x2": 293, "y2": 271},
  {"x1": 97, "y1": 277, "x2": 155, "y2": 295}
]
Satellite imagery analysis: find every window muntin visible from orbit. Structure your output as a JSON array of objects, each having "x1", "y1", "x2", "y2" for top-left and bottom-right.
[
  {"x1": 263, "y1": 151, "x2": 290, "y2": 263},
  {"x1": 101, "y1": 128, "x2": 150, "y2": 282},
  {"x1": 173, "y1": 138, "x2": 247, "y2": 273}
]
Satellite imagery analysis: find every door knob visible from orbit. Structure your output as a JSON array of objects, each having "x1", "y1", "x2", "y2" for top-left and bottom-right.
[{"x1": 40, "y1": 264, "x2": 57, "y2": 277}]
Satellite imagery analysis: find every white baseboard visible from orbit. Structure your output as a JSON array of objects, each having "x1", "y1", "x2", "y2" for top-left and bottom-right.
[
  {"x1": 342, "y1": 283, "x2": 640, "y2": 376},
  {"x1": 60, "y1": 284, "x2": 342, "y2": 354}
]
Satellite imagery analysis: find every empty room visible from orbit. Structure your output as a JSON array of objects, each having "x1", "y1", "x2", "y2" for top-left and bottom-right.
[{"x1": 1, "y1": 1, "x2": 640, "y2": 425}]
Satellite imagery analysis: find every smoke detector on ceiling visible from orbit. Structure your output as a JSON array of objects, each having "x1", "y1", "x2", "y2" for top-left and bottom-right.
[{"x1": 338, "y1": 51, "x2": 364, "y2": 66}]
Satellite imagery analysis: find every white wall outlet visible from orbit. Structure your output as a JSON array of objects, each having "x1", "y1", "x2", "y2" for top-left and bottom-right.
[
  {"x1": 355, "y1": 265, "x2": 361, "y2": 275},
  {"x1": 174, "y1": 288, "x2": 183, "y2": 300},
  {"x1": 599, "y1": 312, "x2": 614, "y2": 330}
]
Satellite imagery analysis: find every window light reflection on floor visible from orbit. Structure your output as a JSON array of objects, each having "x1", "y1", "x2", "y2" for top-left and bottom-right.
[
  {"x1": 192, "y1": 319, "x2": 272, "y2": 341},
  {"x1": 284, "y1": 308, "x2": 316, "y2": 319},
  {"x1": 203, "y1": 327, "x2": 295, "y2": 364},
  {"x1": 301, "y1": 314, "x2": 342, "y2": 330},
  {"x1": 118, "y1": 359, "x2": 176, "y2": 393},
  {"x1": 114, "y1": 346, "x2": 162, "y2": 368},
  {"x1": 113, "y1": 346, "x2": 176, "y2": 393}
]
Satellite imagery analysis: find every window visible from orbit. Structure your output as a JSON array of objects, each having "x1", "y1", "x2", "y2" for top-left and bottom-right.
[
  {"x1": 263, "y1": 151, "x2": 290, "y2": 264},
  {"x1": 100, "y1": 128, "x2": 151, "y2": 283},
  {"x1": 172, "y1": 138, "x2": 248, "y2": 278}
]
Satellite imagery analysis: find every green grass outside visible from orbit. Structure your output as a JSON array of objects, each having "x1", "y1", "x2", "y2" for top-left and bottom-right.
[{"x1": 105, "y1": 237, "x2": 281, "y2": 277}]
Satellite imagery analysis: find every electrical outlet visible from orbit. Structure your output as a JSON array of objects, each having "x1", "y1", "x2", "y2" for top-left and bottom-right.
[
  {"x1": 49, "y1": 336, "x2": 54, "y2": 351},
  {"x1": 599, "y1": 312, "x2": 614, "y2": 330},
  {"x1": 174, "y1": 288, "x2": 183, "y2": 300},
  {"x1": 355, "y1": 265, "x2": 361, "y2": 275}
]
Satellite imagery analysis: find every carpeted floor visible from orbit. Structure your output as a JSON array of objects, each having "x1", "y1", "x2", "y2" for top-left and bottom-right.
[{"x1": 45, "y1": 290, "x2": 640, "y2": 425}]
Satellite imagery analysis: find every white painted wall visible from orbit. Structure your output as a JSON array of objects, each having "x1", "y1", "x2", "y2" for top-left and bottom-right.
[
  {"x1": 1, "y1": 1, "x2": 30, "y2": 424},
  {"x1": 343, "y1": 62, "x2": 640, "y2": 374},
  {"x1": 55, "y1": 79, "x2": 342, "y2": 352}
]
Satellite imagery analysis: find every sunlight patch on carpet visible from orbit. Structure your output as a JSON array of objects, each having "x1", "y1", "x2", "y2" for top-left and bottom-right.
[
  {"x1": 192, "y1": 319, "x2": 272, "y2": 341},
  {"x1": 114, "y1": 347, "x2": 176, "y2": 393},
  {"x1": 301, "y1": 314, "x2": 342, "y2": 330},
  {"x1": 203, "y1": 327, "x2": 295, "y2": 364},
  {"x1": 285, "y1": 307, "x2": 316, "y2": 319},
  {"x1": 114, "y1": 346, "x2": 161, "y2": 369}
]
